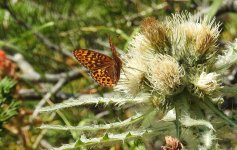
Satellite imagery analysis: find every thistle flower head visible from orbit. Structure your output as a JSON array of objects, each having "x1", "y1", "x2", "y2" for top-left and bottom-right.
[
  {"x1": 127, "y1": 33, "x2": 154, "y2": 55},
  {"x1": 116, "y1": 12, "x2": 223, "y2": 105},
  {"x1": 141, "y1": 17, "x2": 169, "y2": 53},
  {"x1": 115, "y1": 56, "x2": 146, "y2": 96},
  {"x1": 115, "y1": 33, "x2": 154, "y2": 96},
  {"x1": 166, "y1": 12, "x2": 220, "y2": 65},
  {"x1": 147, "y1": 54, "x2": 183, "y2": 95},
  {"x1": 193, "y1": 72, "x2": 221, "y2": 97}
]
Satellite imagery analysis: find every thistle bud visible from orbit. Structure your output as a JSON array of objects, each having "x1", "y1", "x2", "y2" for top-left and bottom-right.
[
  {"x1": 141, "y1": 17, "x2": 169, "y2": 53},
  {"x1": 194, "y1": 72, "x2": 220, "y2": 96},
  {"x1": 161, "y1": 136, "x2": 183, "y2": 150}
]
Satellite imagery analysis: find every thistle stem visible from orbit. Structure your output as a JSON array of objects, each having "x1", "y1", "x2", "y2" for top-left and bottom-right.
[
  {"x1": 203, "y1": 97, "x2": 237, "y2": 129},
  {"x1": 174, "y1": 93, "x2": 186, "y2": 139}
]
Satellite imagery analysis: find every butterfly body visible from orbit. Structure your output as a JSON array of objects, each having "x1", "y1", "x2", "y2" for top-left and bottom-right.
[{"x1": 73, "y1": 39, "x2": 122, "y2": 87}]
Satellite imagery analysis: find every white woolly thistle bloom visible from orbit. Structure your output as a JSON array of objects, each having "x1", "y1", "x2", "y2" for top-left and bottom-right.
[
  {"x1": 194, "y1": 72, "x2": 221, "y2": 96},
  {"x1": 115, "y1": 33, "x2": 153, "y2": 96},
  {"x1": 147, "y1": 54, "x2": 183, "y2": 95},
  {"x1": 115, "y1": 56, "x2": 147, "y2": 96},
  {"x1": 127, "y1": 32, "x2": 154, "y2": 55},
  {"x1": 165, "y1": 12, "x2": 220, "y2": 65}
]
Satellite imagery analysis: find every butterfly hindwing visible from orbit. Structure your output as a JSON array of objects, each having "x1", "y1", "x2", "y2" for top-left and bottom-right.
[{"x1": 91, "y1": 65, "x2": 118, "y2": 87}]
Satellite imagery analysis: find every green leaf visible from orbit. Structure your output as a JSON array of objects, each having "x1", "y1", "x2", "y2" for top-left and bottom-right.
[
  {"x1": 10, "y1": 22, "x2": 55, "y2": 43},
  {"x1": 75, "y1": 139, "x2": 83, "y2": 147},
  {"x1": 207, "y1": 0, "x2": 223, "y2": 19},
  {"x1": 0, "y1": 77, "x2": 16, "y2": 96},
  {"x1": 125, "y1": 132, "x2": 132, "y2": 138},
  {"x1": 0, "y1": 77, "x2": 19, "y2": 123},
  {"x1": 102, "y1": 133, "x2": 109, "y2": 140},
  {"x1": 141, "y1": 110, "x2": 157, "y2": 128}
]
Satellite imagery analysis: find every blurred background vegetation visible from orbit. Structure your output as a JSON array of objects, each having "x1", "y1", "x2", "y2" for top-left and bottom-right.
[{"x1": 0, "y1": 0, "x2": 237, "y2": 149}]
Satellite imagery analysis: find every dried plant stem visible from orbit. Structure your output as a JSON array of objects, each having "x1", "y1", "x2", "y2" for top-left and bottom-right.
[
  {"x1": 124, "y1": 2, "x2": 168, "y2": 22},
  {"x1": 31, "y1": 78, "x2": 67, "y2": 121},
  {"x1": 32, "y1": 113, "x2": 56, "y2": 149}
]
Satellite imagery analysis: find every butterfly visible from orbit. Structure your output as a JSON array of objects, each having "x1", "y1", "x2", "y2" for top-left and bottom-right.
[{"x1": 73, "y1": 38, "x2": 122, "y2": 87}]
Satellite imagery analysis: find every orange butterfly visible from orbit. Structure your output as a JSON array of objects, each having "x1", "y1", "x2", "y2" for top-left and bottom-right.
[{"x1": 73, "y1": 38, "x2": 122, "y2": 87}]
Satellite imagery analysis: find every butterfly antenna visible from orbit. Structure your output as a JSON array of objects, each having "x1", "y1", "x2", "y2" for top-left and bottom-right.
[
  {"x1": 126, "y1": 66, "x2": 144, "y2": 73},
  {"x1": 108, "y1": 36, "x2": 117, "y2": 54},
  {"x1": 121, "y1": 67, "x2": 129, "y2": 80},
  {"x1": 121, "y1": 66, "x2": 145, "y2": 82}
]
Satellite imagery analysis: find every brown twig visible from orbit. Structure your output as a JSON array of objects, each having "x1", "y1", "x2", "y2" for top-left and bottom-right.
[
  {"x1": 123, "y1": 2, "x2": 168, "y2": 23},
  {"x1": 33, "y1": 113, "x2": 56, "y2": 149},
  {"x1": 30, "y1": 78, "x2": 67, "y2": 121},
  {"x1": 9, "y1": 53, "x2": 84, "y2": 83},
  {"x1": 22, "y1": 68, "x2": 84, "y2": 83},
  {"x1": 18, "y1": 89, "x2": 72, "y2": 101}
]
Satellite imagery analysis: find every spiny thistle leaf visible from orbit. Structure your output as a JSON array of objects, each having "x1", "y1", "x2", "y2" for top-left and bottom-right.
[
  {"x1": 37, "y1": 93, "x2": 150, "y2": 112},
  {"x1": 39, "y1": 113, "x2": 144, "y2": 131},
  {"x1": 214, "y1": 39, "x2": 237, "y2": 71},
  {"x1": 74, "y1": 130, "x2": 151, "y2": 148},
  {"x1": 180, "y1": 115, "x2": 215, "y2": 130},
  {"x1": 53, "y1": 130, "x2": 152, "y2": 149}
]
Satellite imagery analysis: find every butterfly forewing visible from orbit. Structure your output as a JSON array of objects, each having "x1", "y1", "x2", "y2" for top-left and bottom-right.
[
  {"x1": 73, "y1": 49, "x2": 113, "y2": 70},
  {"x1": 73, "y1": 46, "x2": 121, "y2": 87}
]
